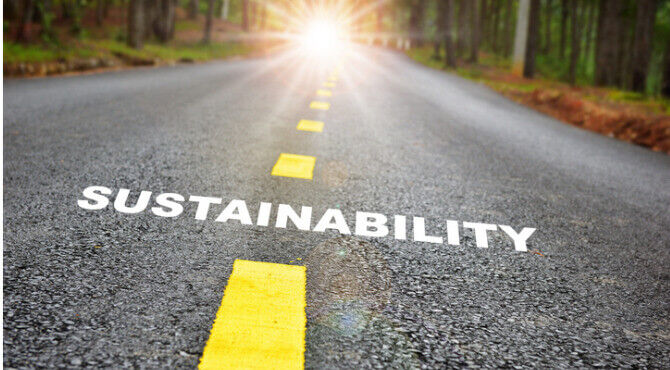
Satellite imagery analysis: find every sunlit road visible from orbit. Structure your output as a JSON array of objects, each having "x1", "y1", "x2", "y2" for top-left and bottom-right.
[{"x1": 4, "y1": 45, "x2": 670, "y2": 368}]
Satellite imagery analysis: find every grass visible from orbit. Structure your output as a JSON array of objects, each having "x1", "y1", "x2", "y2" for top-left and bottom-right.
[
  {"x1": 4, "y1": 38, "x2": 253, "y2": 65},
  {"x1": 3, "y1": 42, "x2": 99, "y2": 63},
  {"x1": 406, "y1": 45, "x2": 670, "y2": 114}
]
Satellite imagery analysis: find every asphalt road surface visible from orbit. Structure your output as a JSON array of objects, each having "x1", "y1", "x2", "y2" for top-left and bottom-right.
[{"x1": 4, "y1": 45, "x2": 670, "y2": 368}]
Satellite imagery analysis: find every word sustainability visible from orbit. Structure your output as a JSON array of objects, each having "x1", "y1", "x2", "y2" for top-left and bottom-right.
[{"x1": 78, "y1": 186, "x2": 536, "y2": 252}]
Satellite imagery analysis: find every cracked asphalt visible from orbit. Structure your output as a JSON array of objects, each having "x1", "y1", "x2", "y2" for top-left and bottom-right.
[{"x1": 4, "y1": 45, "x2": 670, "y2": 368}]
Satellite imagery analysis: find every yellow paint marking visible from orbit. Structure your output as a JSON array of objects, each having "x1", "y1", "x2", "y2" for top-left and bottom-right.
[
  {"x1": 309, "y1": 101, "x2": 330, "y2": 110},
  {"x1": 316, "y1": 89, "x2": 332, "y2": 97},
  {"x1": 271, "y1": 153, "x2": 316, "y2": 179},
  {"x1": 323, "y1": 82, "x2": 336, "y2": 88},
  {"x1": 296, "y1": 119, "x2": 324, "y2": 133},
  {"x1": 199, "y1": 260, "x2": 306, "y2": 370},
  {"x1": 328, "y1": 76, "x2": 338, "y2": 82}
]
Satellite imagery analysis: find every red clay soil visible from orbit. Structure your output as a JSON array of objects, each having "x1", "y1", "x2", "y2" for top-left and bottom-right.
[{"x1": 480, "y1": 70, "x2": 670, "y2": 154}]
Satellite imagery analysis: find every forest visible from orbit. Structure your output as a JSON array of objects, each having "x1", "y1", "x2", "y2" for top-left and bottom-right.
[{"x1": 2, "y1": 1, "x2": 669, "y2": 94}]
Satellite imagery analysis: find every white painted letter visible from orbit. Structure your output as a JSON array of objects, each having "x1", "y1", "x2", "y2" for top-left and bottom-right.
[
  {"x1": 413, "y1": 217, "x2": 443, "y2": 244},
  {"x1": 314, "y1": 209, "x2": 351, "y2": 234},
  {"x1": 355, "y1": 212, "x2": 389, "y2": 237},
  {"x1": 189, "y1": 195, "x2": 222, "y2": 220},
  {"x1": 256, "y1": 202, "x2": 272, "y2": 226},
  {"x1": 216, "y1": 199, "x2": 253, "y2": 224},
  {"x1": 77, "y1": 186, "x2": 112, "y2": 210},
  {"x1": 394, "y1": 215, "x2": 407, "y2": 240},
  {"x1": 463, "y1": 222, "x2": 497, "y2": 248},
  {"x1": 275, "y1": 204, "x2": 312, "y2": 231},
  {"x1": 151, "y1": 193, "x2": 185, "y2": 217},
  {"x1": 114, "y1": 189, "x2": 152, "y2": 214},
  {"x1": 446, "y1": 220, "x2": 460, "y2": 245},
  {"x1": 499, "y1": 225, "x2": 536, "y2": 252}
]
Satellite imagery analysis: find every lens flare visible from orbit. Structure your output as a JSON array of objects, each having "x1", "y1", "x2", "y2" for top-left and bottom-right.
[{"x1": 300, "y1": 19, "x2": 345, "y2": 55}]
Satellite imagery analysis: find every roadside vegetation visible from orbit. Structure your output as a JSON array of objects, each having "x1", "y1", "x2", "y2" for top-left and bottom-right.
[{"x1": 403, "y1": 0, "x2": 670, "y2": 154}]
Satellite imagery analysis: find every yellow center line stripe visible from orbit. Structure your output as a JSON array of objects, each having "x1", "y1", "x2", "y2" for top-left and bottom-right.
[
  {"x1": 309, "y1": 101, "x2": 330, "y2": 110},
  {"x1": 271, "y1": 153, "x2": 316, "y2": 179},
  {"x1": 296, "y1": 119, "x2": 324, "y2": 132},
  {"x1": 199, "y1": 260, "x2": 307, "y2": 370},
  {"x1": 316, "y1": 89, "x2": 332, "y2": 97},
  {"x1": 323, "y1": 82, "x2": 336, "y2": 88}
]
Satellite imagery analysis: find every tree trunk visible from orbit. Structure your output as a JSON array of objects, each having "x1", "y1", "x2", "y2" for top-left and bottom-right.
[
  {"x1": 503, "y1": 0, "x2": 514, "y2": 56},
  {"x1": 595, "y1": 0, "x2": 623, "y2": 86},
  {"x1": 153, "y1": 0, "x2": 175, "y2": 42},
  {"x1": 479, "y1": 0, "x2": 489, "y2": 48},
  {"x1": 616, "y1": 2, "x2": 635, "y2": 89},
  {"x1": 442, "y1": 0, "x2": 457, "y2": 68},
  {"x1": 631, "y1": 0, "x2": 657, "y2": 93},
  {"x1": 202, "y1": 0, "x2": 215, "y2": 43},
  {"x1": 469, "y1": 0, "x2": 479, "y2": 63},
  {"x1": 513, "y1": 0, "x2": 531, "y2": 75},
  {"x1": 583, "y1": 0, "x2": 596, "y2": 66},
  {"x1": 127, "y1": 0, "x2": 145, "y2": 49},
  {"x1": 456, "y1": 0, "x2": 468, "y2": 55},
  {"x1": 568, "y1": 0, "x2": 580, "y2": 84},
  {"x1": 433, "y1": 2, "x2": 446, "y2": 60},
  {"x1": 491, "y1": 0, "x2": 501, "y2": 53},
  {"x1": 543, "y1": 0, "x2": 552, "y2": 54},
  {"x1": 96, "y1": 0, "x2": 105, "y2": 25},
  {"x1": 524, "y1": 0, "x2": 540, "y2": 78},
  {"x1": 189, "y1": 0, "x2": 199, "y2": 19},
  {"x1": 661, "y1": 46, "x2": 670, "y2": 97},
  {"x1": 559, "y1": 0, "x2": 568, "y2": 59},
  {"x1": 242, "y1": 0, "x2": 249, "y2": 31},
  {"x1": 221, "y1": 0, "x2": 229, "y2": 19},
  {"x1": 408, "y1": 0, "x2": 427, "y2": 47},
  {"x1": 16, "y1": 0, "x2": 35, "y2": 41}
]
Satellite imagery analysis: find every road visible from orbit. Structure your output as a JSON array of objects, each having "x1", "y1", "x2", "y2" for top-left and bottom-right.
[{"x1": 4, "y1": 45, "x2": 670, "y2": 368}]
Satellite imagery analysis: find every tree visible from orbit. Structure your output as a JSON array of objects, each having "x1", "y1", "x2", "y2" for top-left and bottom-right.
[
  {"x1": 559, "y1": 0, "x2": 568, "y2": 58},
  {"x1": 492, "y1": 0, "x2": 501, "y2": 52},
  {"x1": 408, "y1": 0, "x2": 428, "y2": 46},
  {"x1": 242, "y1": 0, "x2": 249, "y2": 31},
  {"x1": 128, "y1": 0, "x2": 145, "y2": 49},
  {"x1": 479, "y1": 0, "x2": 489, "y2": 48},
  {"x1": 189, "y1": 0, "x2": 199, "y2": 19},
  {"x1": 583, "y1": 0, "x2": 597, "y2": 65},
  {"x1": 503, "y1": 0, "x2": 514, "y2": 56},
  {"x1": 662, "y1": 46, "x2": 670, "y2": 97},
  {"x1": 153, "y1": 0, "x2": 176, "y2": 42},
  {"x1": 595, "y1": 0, "x2": 624, "y2": 86},
  {"x1": 568, "y1": 0, "x2": 580, "y2": 85},
  {"x1": 433, "y1": 0, "x2": 447, "y2": 59},
  {"x1": 456, "y1": 0, "x2": 468, "y2": 55},
  {"x1": 203, "y1": 0, "x2": 215, "y2": 43},
  {"x1": 543, "y1": 0, "x2": 552, "y2": 54},
  {"x1": 441, "y1": 0, "x2": 456, "y2": 68},
  {"x1": 631, "y1": 0, "x2": 658, "y2": 93},
  {"x1": 96, "y1": 0, "x2": 105, "y2": 25},
  {"x1": 524, "y1": 0, "x2": 541, "y2": 78},
  {"x1": 470, "y1": 0, "x2": 480, "y2": 63},
  {"x1": 16, "y1": 0, "x2": 35, "y2": 42},
  {"x1": 221, "y1": 0, "x2": 230, "y2": 19}
]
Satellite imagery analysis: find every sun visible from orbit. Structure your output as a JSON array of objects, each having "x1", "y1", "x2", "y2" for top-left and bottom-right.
[{"x1": 300, "y1": 18, "x2": 345, "y2": 55}]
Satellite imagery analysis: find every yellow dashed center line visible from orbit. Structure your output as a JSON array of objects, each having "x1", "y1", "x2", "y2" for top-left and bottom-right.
[
  {"x1": 296, "y1": 119, "x2": 324, "y2": 133},
  {"x1": 309, "y1": 101, "x2": 330, "y2": 110},
  {"x1": 323, "y1": 82, "x2": 336, "y2": 88},
  {"x1": 316, "y1": 89, "x2": 332, "y2": 97},
  {"x1": 271, "y1": 153, "x2": 316, "y2": 179},
  {"x1": 199, "y1": 260, "x2": 306, "y2": 370}
]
